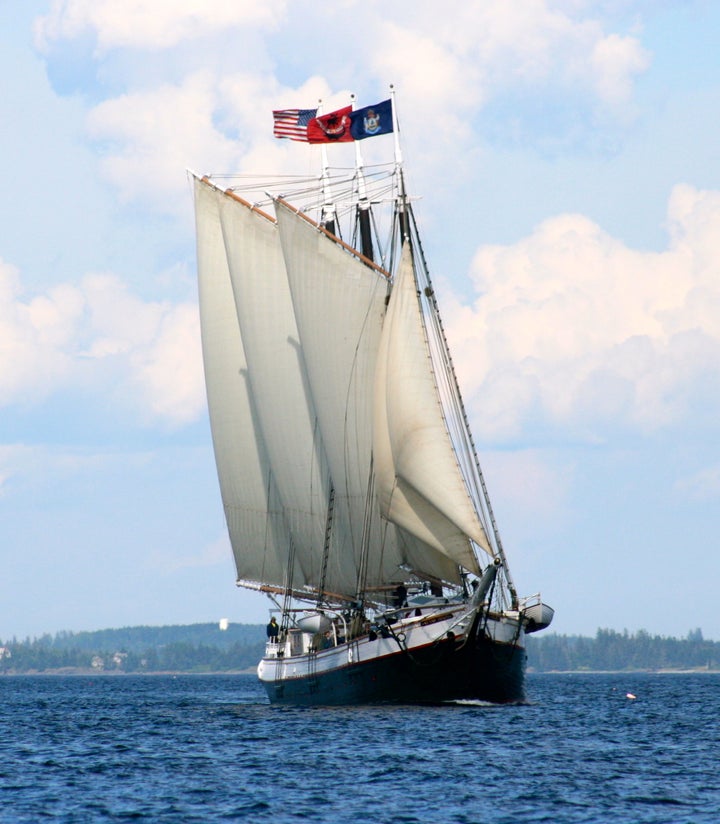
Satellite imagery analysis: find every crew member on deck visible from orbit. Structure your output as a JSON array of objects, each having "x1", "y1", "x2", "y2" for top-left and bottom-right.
[{"x1": 266, "y1": 617, "x2": 279, "y2": 642}]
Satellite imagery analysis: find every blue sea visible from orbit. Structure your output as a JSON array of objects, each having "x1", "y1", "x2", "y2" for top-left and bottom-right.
[{"x1": 1, "y1": 672, "x2": 717, "y2": 823}]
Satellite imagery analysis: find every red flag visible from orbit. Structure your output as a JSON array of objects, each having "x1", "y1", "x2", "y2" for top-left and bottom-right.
[{"x1": 307, "y1": 105, "x2": 353, "y2": 143}]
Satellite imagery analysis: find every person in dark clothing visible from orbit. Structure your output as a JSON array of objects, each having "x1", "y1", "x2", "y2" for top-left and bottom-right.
[{"x1": 266, "y1": 617, "x2": 279, "y2": 642}]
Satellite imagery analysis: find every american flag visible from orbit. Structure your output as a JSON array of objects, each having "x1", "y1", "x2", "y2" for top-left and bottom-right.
[{"x1": 272, "y1": 108, "x2": 318, "y2": 142}]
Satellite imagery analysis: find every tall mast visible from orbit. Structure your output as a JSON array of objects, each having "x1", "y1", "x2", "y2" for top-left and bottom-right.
[
  {"x1": 351, "y1": 93, "x2": 374, "y2": 261},
  {"x1": 317, "y1": 99, "x2": 337, "y2": 236},
  {"x1": 390, "y1": 84, "x2": 403, "y2": 168},
  {"x1": 390, "y1": 85, "x2": 411, "y2": 246}
]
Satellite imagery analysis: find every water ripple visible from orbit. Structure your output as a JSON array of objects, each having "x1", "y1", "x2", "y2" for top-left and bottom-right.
[{"x1": 1, "y1": 673, "x2": 719, "y2": 822}]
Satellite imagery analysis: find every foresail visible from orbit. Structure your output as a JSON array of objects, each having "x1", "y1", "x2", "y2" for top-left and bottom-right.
[
  {"x1": 194, "y1": 177, "x2": 295, "y2": 588},
  {"x1": 374, "y1": 243, "x2": 490, "y2": 573}
]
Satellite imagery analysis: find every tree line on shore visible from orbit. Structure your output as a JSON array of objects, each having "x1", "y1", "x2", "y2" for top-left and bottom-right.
[
  {"x1": 0, "y1": 624, "x2": 266, "y2": 674},
  {"x1": 0, "y1": 624, "x2": 717, "y2": 674},
  {"x1": 526, "y1": 627, "x2": 716, "y2": 671}
]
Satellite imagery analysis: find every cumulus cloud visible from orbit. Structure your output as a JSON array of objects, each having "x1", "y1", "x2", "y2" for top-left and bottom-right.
[
  {"x1": 79, "y1": 274, "x2": 206, "y2": 427},
  {"x1": 0, "y1": 263, "x2": 205, "y2": 427},
  {"x1": 590, "y1": 32, "x2": 651, "y2": 106},
  {"x1": 35, "y1": 0, "x2": 286, "y2": 52},
  {"x1": 128, "y1": 302, "x2": 205, "y2": 426},
  {"x1": 446, "y1": 184, "x2": 720, "y2": 441},
  {"x1": 372, "y1": 1, "x2": 650, "y2": 120},
  {"x1": 0, "y1": 261, "x2": 80, "y2": 404},
  {"x1": 86, "y1": 72, "x2": 243, "y2": 210}
]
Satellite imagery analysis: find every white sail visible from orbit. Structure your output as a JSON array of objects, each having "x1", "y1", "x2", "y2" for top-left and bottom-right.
[
  {"x1": 275, "y1": 200, "x2": 383, "y2": 509},
  {"x1": 215, "y1": 187, "x2": 330, "y2": 589},
  {"x1": 194, "y1": 177, "x2": 295, "y2": 587},
  {"x1": 374, "y1": 243, "x2": 490, "y2": 572},
  {"x1": 274, "y1": 200, "x2": 391, "y2": 588},
  {"x1": 274, "y1": 200, "x2": 460, "y2": 589}
]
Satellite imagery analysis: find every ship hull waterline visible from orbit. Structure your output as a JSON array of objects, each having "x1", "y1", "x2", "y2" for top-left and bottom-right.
[{"x1": 258, "y1": 612, "x2": 527, "y2": 706}]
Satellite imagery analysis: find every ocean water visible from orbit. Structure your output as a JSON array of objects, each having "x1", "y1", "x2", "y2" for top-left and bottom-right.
[{"x1": 1, "y1": 672, "x2": 718, "y2": 823}]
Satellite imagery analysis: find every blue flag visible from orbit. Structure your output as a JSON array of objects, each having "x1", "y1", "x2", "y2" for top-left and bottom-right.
[{"x1": 349, "y1": 99, "x2": 393, "y2": 140}]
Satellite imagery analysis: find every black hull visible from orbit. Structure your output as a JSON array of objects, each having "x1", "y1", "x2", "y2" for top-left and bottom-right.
[{"x1": 261, "y1": 631, "x2": 526, "y2": 706}]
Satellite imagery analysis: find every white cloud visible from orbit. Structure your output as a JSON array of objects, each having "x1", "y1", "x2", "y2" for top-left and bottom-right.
[
  {"x1": 129, "y1": 302, "x2": 205, "y2": 427},
  {"x1": 18, "y1": 2, "x2": 683, "y2": 441},
  {"x1": 0, "y1": 260, "x2": 80, "y2": 404},
  {"x1": 86, "y1": 72, "x2": 242, "y2": 211},
  {"x1": 0, "y1": 263, "x2": 205, "y2": 427},
  {"x1": 79, "y1": 274, "x2": 206, "y2": 427},
  {"x1": 35, "y1": 0, "x2": 286, "y2": 52},
  {"x1": 447, "y1": 184, "x2": 720, "y2": 440},
  {"x1": 590, "y1": 32, "x2": 651, "y2": 106},
  {"x1": 371, "y1": 1, "x2": 650, "y2": 120}
]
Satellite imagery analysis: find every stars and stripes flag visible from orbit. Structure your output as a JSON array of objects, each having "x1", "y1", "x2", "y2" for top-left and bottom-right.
[{"x1": 272, "y1": 108, "x2": 318, "y2": 142}]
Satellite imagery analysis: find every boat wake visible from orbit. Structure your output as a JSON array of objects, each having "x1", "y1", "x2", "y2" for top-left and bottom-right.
[{"x1": 445, "y1": 698, "x2": 532, "y2": 708}]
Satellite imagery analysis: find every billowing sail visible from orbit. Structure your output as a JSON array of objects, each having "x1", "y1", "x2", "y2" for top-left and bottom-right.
[
  {"x1": 274, "y1": 199, "x2": 397, "y2": 592},
  {"x1": 215, "y1": 187, "x2": 330, "y2": 589},
  {"x1": 374, "y1": 243, "x2": 490, "y2": 572},
  {"x1": 194, "y1": 178, "x2": 293, "y2": 586}
]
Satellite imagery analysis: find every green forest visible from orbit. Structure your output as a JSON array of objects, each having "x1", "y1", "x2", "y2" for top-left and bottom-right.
[
  {"x1": 0, "y1": 624, "x2": 717, "y2": 674},
  {"x1": 525, "y1": 627, "x2": 717, "y2": 671},
  {"x1": 0, "y1": 624, "x2": 266, "y2": 674}
]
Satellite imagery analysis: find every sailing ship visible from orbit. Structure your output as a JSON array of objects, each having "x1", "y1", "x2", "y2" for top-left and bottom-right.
[{"x1": 192, "y1": 93, "x2": 553, "y2": 705}]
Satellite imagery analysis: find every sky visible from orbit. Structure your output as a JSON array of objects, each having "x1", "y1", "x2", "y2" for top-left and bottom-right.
[{"x1": 1, "y1": 0, "x2": 719, "y2": 641}]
